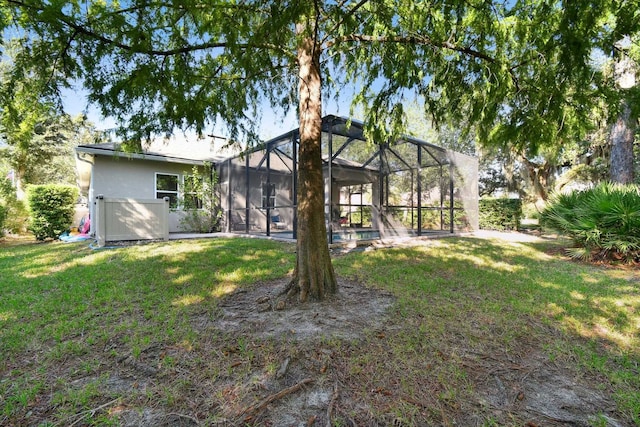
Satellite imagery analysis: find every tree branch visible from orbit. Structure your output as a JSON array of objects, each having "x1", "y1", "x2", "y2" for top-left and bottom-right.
[
  {"x1": 6, "y1": 0, "x2": 294, "y2": 59},
  {"x1": 322, "y1": 0, "x2": 371, "y2": 45},
  {"x1": 326, "y1": 33, "x2": 496, "y2": 63},
  {"x1": 238, "y1": 378, "x2": 314, "y2": 422}
]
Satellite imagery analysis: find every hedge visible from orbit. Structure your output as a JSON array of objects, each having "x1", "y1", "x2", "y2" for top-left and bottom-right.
[
  {"x1": 27, "y1": 185, "x2": 78, "y2": 240},
  {"x1": 479, "y1": 198, "x2": 522, "y2": 231},
  {"x1": 0, "y1": 203, "x2": 6, "y2": 237}
]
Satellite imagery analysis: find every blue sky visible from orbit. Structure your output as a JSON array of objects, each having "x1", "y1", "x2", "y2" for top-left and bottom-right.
[{"x1": 61, "y1": 85, "x2": 357, "y2": 143}]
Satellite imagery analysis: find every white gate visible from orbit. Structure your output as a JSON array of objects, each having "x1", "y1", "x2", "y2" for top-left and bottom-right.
[{"x1": 95, "y1": 195, "x2": 169, "y2": 247}]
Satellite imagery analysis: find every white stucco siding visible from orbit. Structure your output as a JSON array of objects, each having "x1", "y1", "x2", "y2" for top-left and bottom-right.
[
  {"x1": 90, "y1": 156, "x2": 201, "y2": 233},
  {"x1": 93, "y1": 157, "x2": 164, "y2": 199}
]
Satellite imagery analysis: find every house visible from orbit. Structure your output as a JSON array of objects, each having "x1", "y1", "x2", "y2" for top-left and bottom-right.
[
  {"x1": 75, "y1": 138, "x2": 224, "y2": 234},
  {"x1": 76, "y1": 115, "x2": 479, "y2": 244}
]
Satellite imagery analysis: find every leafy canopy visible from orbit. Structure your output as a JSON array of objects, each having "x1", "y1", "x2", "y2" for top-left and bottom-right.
[
  {"x1": 0, "y1": 41, "x2": 107, "y2": 189},
  {"x1": 2, "y1": 1, "x2": 635, "y2": 151}
]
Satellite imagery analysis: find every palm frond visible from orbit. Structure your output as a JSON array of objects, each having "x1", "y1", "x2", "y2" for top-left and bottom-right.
[{"x1": 541, "y1": 183, "x2": 640, "y2": 259}]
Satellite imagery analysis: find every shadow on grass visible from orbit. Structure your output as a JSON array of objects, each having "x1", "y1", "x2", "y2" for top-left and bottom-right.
[
  {"x1": 336, "y1": 236, "x2": 640, "y2": 421},
  {"x1": 2, "y1": 235, "x2": 638, "y2": 425},
  {"x1": 0, "y1": 238, "x2": 295, "y2": 357},
  {"x1": 335, "y1": 236, "x2": 640, "y2": 419},
  {"x1": 337, "y1": 237, "x2": 639, "y2": 353}
]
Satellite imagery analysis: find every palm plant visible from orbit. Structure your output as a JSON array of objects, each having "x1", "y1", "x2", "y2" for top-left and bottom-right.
[{"x1": 541, "y1": 183, "x2": 640, "y2": 262}]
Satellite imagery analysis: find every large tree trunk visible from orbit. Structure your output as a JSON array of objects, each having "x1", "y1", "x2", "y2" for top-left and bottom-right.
[
  {"x1": 521, "y1": 156, "x2": 552, "y2": 202},
  {"x1": 289, "y1": 28, "x2": 337, "y2": 303},
  {"x1": 610, "y1": 101, "x2": 635, "y2": 184}
]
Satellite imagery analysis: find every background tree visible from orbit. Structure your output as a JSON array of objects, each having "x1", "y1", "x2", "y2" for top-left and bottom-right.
[
  {"x1": 0, "y1": 43, "x2": 106, "y2": 197},
  {"x1": 488, "y1": 4, "x2": 639, "y2": 189},
  {"x1": 0, "y1": 81, "x2": 59, "y2": 198},
  {"x1": 4, "y1": 1, "x2": 634, "y2": 301},
  {"x1": 608, "y1": 36, "x2": 638, "y2": 184},
  {"x1": 0, "y1": 107, "x2": 105, "y2": 195}
]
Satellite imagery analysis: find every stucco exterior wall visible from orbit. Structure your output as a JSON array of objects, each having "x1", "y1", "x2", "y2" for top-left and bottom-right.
[{"x1": 89, "y1": 156, "x2": 202, "y2": 233}]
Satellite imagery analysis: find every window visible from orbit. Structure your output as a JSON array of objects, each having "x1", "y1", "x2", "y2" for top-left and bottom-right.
[
  {"x1": 156, "y1": 173, "x2": 179, "y2": 208},
  {"x1": 183, "y1": 175, "x2": 203, "y2": 209},
  {"x1": 262, "y1": 183, "x2": 275, "y2": 208}
]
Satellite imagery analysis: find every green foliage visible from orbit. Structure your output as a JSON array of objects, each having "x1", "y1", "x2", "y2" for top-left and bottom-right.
[
  {"x1": 179, "y1": 163, "x2": 222, "y2": 233},
  {"x1": 541, "y1": 183, "x2": 640, "y2": 261},
  {"x1": 4, "y1": 0, "x2": 638, "y2": 286},
  {"x1": 479, "y1": 198, "x2": 522, "y2": 231},
  {"x1": 0, "y1": 177, "x2": 28, "y2": 234},
  {"x1": 2, "y1": 1, "x2": 629, "y2": 150},
  {"x1": 26, "y1": 184, "x2": 78, "y2": 240},
  {"x1": 1, "y1": 43, "x2": 106, "y2": 193},
  {"x1": 0, "y1": 202, "x2": 6, "y2": 237}
]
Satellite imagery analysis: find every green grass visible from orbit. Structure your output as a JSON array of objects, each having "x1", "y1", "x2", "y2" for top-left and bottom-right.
[
  {"x1": 333, "y1": 237, "x2": 640, "y2": 423},
  {"x1": 1, "y1": 237, "x2": 295, "y2": 424},
  {"x1": 1, "y1": 235, "x2": 639, "y2": 426},
  {"x1": 1, "y1": 238, "x2": 293, "y2": 355},
  {"x1": 336, "y1": 238, "x2": 639, "y2": 349}
]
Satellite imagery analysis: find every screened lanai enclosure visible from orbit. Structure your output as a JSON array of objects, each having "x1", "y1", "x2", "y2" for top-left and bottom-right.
[{"x1": 217, "y1": 115, "x2": 478, "y2": 244}]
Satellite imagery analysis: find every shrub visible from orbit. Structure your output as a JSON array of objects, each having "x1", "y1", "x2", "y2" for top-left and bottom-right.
[
  {"x1": 541, "y1": 182, "x2": 640, "y2": 262},
  {"x1": 0, "y1": 177, "x2": 29, "y2": 234},
  {"x1": 479, "y1": 198, "x2": 522, "y2": 231},
  {"x1": 0, "y1": 203, "x2": 6, "y2": 237},
  {"x1": 179, "y1": 163, "x2": 222, "y2": 233},
  {"x1": 27, "y1": 185, "x2": 79, "y2": 240}
]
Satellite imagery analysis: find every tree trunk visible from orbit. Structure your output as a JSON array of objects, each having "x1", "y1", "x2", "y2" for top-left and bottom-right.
[
  {"x1": 610, "y1": 101, "x2": 635, "y2": 184},
  {"x1": 521, "y1": 156, "x2": 551, "y2": 202},
  {"x1": 290, "y1": 27, "x2": 337, "y2": 303},
  {"x1": 13, "y1": 163, "x2": 27, "y2": 200}
]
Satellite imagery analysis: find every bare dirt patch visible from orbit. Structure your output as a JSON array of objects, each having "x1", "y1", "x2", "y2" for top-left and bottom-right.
[
  {"x1": 463, "y1": 348, "x2": 623, "y2": 427},
  {"x1": 211, "y1": 278, "x2": 396, "y2": 342}
]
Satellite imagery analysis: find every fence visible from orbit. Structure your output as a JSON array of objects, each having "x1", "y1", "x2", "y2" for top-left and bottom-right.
[{"x1": 95, "y1": 195, "x2": 169, "y2": 247}]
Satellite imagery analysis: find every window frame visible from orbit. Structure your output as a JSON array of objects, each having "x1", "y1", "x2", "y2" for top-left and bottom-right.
[{"x1": 155, "y1": 173, "x2": 179, "y2": 208}]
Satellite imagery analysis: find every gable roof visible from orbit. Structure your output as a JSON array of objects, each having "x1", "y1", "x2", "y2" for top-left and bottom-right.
[{"x1": 76, "y1": 141, "x2": 224, "y2": 166}]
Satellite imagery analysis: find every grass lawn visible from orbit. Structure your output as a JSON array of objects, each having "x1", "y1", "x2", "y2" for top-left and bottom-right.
[{"x1": 1, "y1": 234, "x2": 639, "y2": 426}]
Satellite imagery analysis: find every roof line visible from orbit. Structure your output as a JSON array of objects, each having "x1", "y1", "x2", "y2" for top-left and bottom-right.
[{"x1": 75, "y1": 144, "x2": 220, "y2": 165}]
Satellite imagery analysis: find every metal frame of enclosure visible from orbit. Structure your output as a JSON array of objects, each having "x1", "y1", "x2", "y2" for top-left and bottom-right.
[{"x1": 217, "y1": 115, "x2": 478, "y2": 243}]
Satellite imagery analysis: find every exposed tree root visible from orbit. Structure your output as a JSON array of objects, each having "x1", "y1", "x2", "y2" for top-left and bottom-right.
[
  {"x1": 238, "y1": 378, "x2": 314, "y2": 423},
  {"x1": 326, "y1": 382, "x2": 339, "y2": 427},
  {"x1": 279, "y1": 276, "x2": 300, "y2": 300}
]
